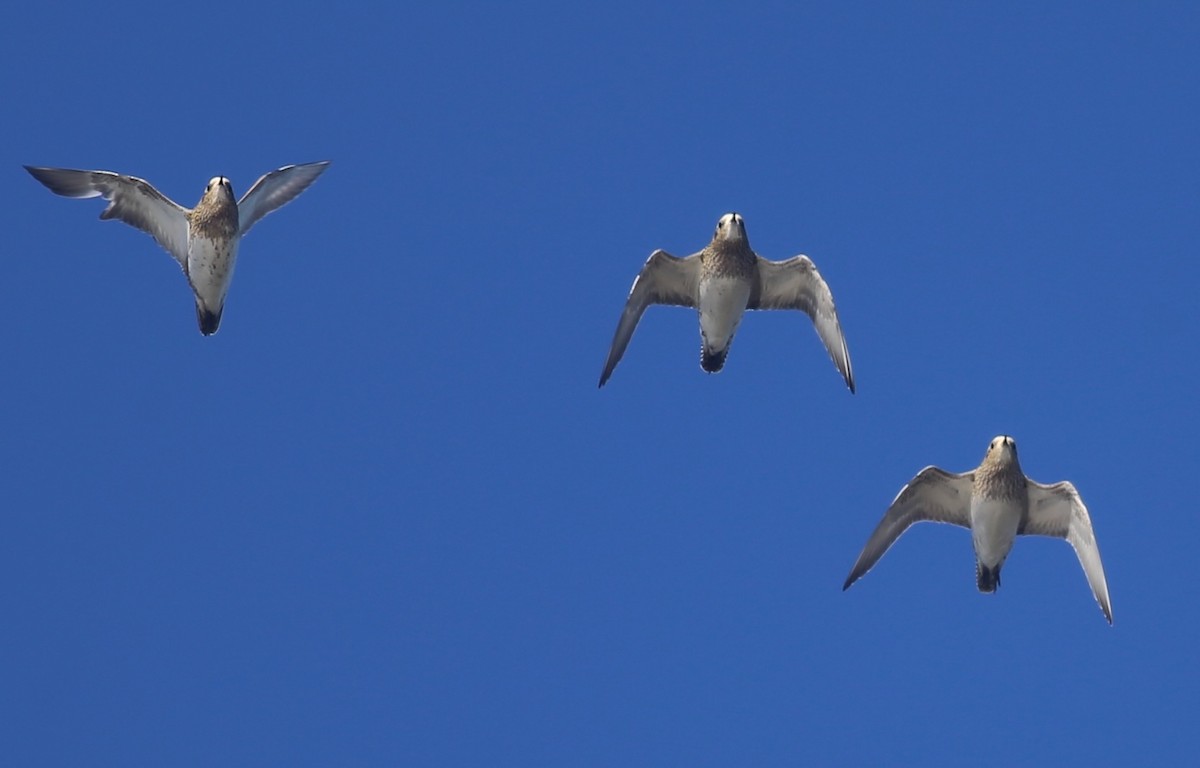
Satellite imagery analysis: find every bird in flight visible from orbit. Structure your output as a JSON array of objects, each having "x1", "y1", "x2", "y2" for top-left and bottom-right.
[
  {"x1": 25, "y1": 161, "x2": 330, "y2": 334},
  {"x1": 599, "y1": 213, "x2": 854, "y2": 391},
  {"x1": 843, "y1": 435, "x2": 1113, "y2": 624}
]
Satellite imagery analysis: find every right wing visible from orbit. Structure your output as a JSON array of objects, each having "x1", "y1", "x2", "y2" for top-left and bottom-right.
[
  {"x1": 25, "y1": 166, "x2": 190, "y2": 266},
  {"x1": 843, "y1": 467, "x2": 973, "y2": 590},
  {"x1": 598, "y1": 249, "x2": 701, "y2": 387}
]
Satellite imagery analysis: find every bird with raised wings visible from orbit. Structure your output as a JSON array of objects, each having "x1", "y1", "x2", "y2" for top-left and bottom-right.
[
  {"x1": 25, "y1": 161, "x2": 330, "y2": 335},
  {"x1": 843, "y1": 435, "x2": 1113, "y2": 624},
  {"x1": 598, "y1": 213, "x2": 854, "y2": 391}
]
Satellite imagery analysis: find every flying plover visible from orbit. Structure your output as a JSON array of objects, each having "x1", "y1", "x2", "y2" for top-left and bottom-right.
[
  {"x1": 598, "y1": 213, "x2": 854, "y2": 390},
  {"x1": 25, "y1": 161, "x2": 330, "y2": 334},
  {"x1": 843, "y1": 435, "x2": 1113, "y2": 624}
]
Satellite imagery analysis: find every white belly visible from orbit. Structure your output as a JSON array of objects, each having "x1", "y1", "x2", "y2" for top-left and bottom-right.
[
  {"x1": 698, "y1": 277, "x2": 752, "y2": 352},
  {"x1": 187, "y1": 236, "x2": 239, "y2": 310},
  {"x1": 969, "y1": 496, "x2": 1022, "y2": 568}
]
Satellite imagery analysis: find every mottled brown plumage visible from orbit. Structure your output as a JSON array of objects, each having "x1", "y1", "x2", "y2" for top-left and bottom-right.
[
  {"x1": 700, "y1": 219, "x2": 757, "y2": 280},
  {"x1": 189, "y1": 180, "x2": 239, "y2": 240},
  {"x1": 973, "y1": 439, "x2": 1028, "y2": 504}
]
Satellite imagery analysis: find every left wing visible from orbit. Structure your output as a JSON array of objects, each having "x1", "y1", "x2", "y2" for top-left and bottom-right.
[
  {"x1": 749, "y1": 255, "x2": 854, "y2": 392},
  {"x1": 1021, "y1": 480, "x2": 1113, "y2": 624},
  {"x1": 237, "y1": 161, "x2": 330, "y2": 236}
]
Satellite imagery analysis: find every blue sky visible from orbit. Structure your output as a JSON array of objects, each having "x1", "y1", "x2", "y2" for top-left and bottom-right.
[{"x1": 3, "y1": 3, "x2": 1197, "y2": 765}]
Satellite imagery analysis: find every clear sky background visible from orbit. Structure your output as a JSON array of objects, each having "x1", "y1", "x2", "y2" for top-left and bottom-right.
[{"x1": 3, "y1": 3, "x2": 1197, "y2": 765}]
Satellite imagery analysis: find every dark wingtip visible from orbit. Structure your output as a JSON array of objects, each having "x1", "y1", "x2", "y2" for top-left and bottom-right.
[
  {"x1": 842, "y1": 564, "x2": 863, "y2": 591},
  {"x1": 25, "y1": 166, "x2": 85, "y2": 199}
]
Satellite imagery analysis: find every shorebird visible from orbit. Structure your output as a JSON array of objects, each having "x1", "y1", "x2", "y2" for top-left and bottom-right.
[
  {"x1": 598, "y1": 213, "x2": 854, "y2": 390},
  {"x1": 843, "y1": 435, "x2": 1113, "y2": 624},
  {"x1": 25, "y1": 161, "x2": 330, "y2": 335}
]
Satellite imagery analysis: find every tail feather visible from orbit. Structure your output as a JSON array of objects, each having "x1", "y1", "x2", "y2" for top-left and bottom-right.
[
  {"x1": 701, "y1": 346, "x2": 728, "y2": 373},
  {"x1": 976, "y1": 561, "x2": 1001, "y2": 593},
  {"x1": 196, "y1": 301, "x2": 223, "y2": 336}
]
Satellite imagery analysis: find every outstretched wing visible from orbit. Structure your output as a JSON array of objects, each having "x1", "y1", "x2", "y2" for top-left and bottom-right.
[
  {"x1": 25, "y1": 165, "x2": 190, "y2": 265},
  {"x1": 598, "y1": 249, "x2": 701, "y2": 387},
  {"x1": 1021, "y1": 480, "x2": 1113, "y2": 624},
  {"x1": 237, "y1": 161, "x2": 330, "y2": 236},
  {"x1": 749, "y1": 255, "x2": 854, "y2": 392},
  {"x1": 843, "y1": 467, "x2": 973, "y2": 590}
]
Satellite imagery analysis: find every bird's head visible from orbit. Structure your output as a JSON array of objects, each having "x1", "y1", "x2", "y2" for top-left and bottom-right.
[
  {"x1": 986, "y1": 435, "x2": 1018, "y2": 462},
  {"x1": 713, "y1": 212, "x2": 748, "y2": 244},
  {"x1": 204, "y1": 176, "x2": 235, "y2": 202}
]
